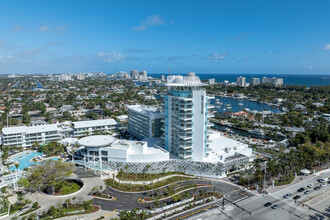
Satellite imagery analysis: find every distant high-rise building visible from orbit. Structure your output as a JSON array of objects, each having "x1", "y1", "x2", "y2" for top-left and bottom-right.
[
  {"x1": 138, "y1": 70, "x2": 148, "y2": 81},
  {"x1": 249, "y1": 77, "x2": 260, "y2": 86},
  {"x1": 131, "y1": 70, "x2": 139, "y2": 80},
  {"x1": 236, "y1": 76, "x2": 246, "y2": 87},
  {"x1": 76, "y1": 74, "x2": 85, "y2": 80},
  {"x1": 208, "y1": 78, "x2": 215, "y2": 85},
  {"x1": 262, "y1": 77, "x2": 283, "y2": 86},
  {"x1": 162, "y1": 73, "x2": 214, "y2": 161}
]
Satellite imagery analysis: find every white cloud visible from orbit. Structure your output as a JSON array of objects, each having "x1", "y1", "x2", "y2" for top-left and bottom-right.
[
  {"x1": 97, "y1": 51, "x2": 127, "y2": 63},
  {"x1": 323, "y1": 44, "x2": 330, "y2": 50},
  {"x1": 55, "y1": 25, "x2": 68, "y2": 33},
  {"x1": 11, "y1": 25, "x2": 23, "y2": 32},
  {"x1": 132, "y1": 15, "x2": 165, "y2": 31},
  {"x1": 0, "y1": 54, "x2": 14, "y2": 63},
  {"x1": 16, "y1": 48, "x2": 46, "y2": 59},
  {"x1": 208, "y1": 52, "x2": 227, "y2": 60},
  {"x1": 39, "y1": 25, "x2": 49, "y2": 32}
]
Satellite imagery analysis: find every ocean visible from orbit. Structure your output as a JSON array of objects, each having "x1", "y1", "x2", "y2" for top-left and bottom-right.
[{"x1": 148, "y1": 73, "x2": 330, "y2": 87}]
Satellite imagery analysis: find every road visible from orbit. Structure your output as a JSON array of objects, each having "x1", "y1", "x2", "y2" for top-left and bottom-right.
[
  {"x1": 191, "y1": 172, "x2": 330, "y2": 220},
  {"x1": 92, "y1": 179, "x2": 250, "y2": 212}
]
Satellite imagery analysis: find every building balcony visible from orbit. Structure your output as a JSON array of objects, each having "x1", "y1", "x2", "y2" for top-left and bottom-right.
[
  {"x1": 179, "y1": 135, "x2": 192, "y2": 140},
  {"x1": 179, "y1": 153, "x2": 192, "y2": 159},
  {"x1": 179, "y1": 145, "x2": 192, "y2": 150},
  {"x1": 207, "y1": 122, "x2": 214, "y2": 127},
  {"x1": 180, "y1": 108, "x2": 193, "y2": 111},
  {"x1": 178, "y1": 125, "x2": 192, "y2": 131},
  {"x1": 179, "y1": 117, "x2": 193, "y2": 121}
]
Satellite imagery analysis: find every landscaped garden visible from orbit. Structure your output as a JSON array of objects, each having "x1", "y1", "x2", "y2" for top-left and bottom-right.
[
  {"x1": 38, "y1": 199, "x2": 99, "y2": 219},
  {"x1": 105, "y1": 175, "x2": 196, "y2": 192},
  {"x1": 18, "y1": 160, "x2": 81, "y2": 196}
]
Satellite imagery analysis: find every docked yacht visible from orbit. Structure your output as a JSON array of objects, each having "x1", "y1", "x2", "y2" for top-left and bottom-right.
[{"x1": 248, "y1": 129, "x2": 265, "y2": 136}]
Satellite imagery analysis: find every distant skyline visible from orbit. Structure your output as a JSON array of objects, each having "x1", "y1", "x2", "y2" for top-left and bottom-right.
[{"x1": 0, "y1": 0, "x2": 330, "y2": 74}]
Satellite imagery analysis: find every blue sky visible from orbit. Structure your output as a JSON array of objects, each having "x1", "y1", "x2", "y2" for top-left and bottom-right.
[{"x1": 0, "y1": 0, "x2": 330, "y2": 74}]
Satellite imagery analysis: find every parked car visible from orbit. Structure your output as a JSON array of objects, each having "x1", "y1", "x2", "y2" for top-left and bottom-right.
[
  {"x1": 264, "y1": 202, "x2": 272, "y2": 207},
  {"x1": 307, "y1": 183, "x2": 314, "y2": 188},
  {"x1": 283, "y1": 193, "x2": 292, "y2": 198},
  {"x1": 271, "y1": 204, "x2": 279, "y2": 209},
  {"x1": 304, "y1": 190, "x2": 311, "y2": 194},
  {"x1": 293, "y1": 195, "x2": 301, "y2": 200},
  {"x1": 314, "y1": 186, "x2": 321, "y2": 190},
  {"x1": 321, "y1": 183, "x2": 327, "y2": 187},
  {"x1": 297, "y1": 187, "x2": 305, "y2": 192}
]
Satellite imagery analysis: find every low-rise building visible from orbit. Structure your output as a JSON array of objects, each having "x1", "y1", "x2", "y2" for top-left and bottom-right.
[
  {"x1": 72, "y1": 119, "x2": 117, "y2": 137},
  {"x1": 1, "y1": 124, "x2": 62, "y2": 148},
  {"x1": 78, "y1": 135, "x2": 169, "y2": 163}
]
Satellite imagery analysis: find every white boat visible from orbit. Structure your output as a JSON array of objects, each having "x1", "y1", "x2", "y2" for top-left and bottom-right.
[
  {"x1": 214, "y1": 99, "x2": 220, "y2": 104},
  {"x1": 248, "y1": 129, "x2": 265, "y2": 136},
  {"x1": 227, "y1": 106, "x2": 231, "y2": 109},
  {"x1": 238, "y1": 103, "x2": 244, "y2": 106},
  {"x1": 223, "y1": 108, "x2": 226, "y2": 111}
]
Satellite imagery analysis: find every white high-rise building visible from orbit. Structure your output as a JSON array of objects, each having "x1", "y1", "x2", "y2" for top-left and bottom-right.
[
  {"x1": 236, "y1": 76, "x2": 246, "y2": 87},
  {"x1": 131, "y1": 70, "x2": 139, "y2": 80},
  {"x1": 138, "y1": 70, "x2": 148, "y2": 81},
  {"x1": 76, "y1": 74, "x2": 85, "y2": 80},
  {"x1": 249, "y1": 77, "x2": 260, "y2": 86},
  {"x1": 262, "y1": 77, "x2": 283, "y2": 86},
  {"x1": 162, "y1": 73, "x2": 215, "y2": 161}
]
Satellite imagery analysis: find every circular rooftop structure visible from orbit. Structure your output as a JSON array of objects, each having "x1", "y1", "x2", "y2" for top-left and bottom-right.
[{"x1": 77, "y1": 135, "x2": 116, "y2": 148}]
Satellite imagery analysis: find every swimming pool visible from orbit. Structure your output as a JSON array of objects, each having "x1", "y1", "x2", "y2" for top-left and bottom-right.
[{"x1": 10, "y1": 151, "x2": 59, "y2": 171}]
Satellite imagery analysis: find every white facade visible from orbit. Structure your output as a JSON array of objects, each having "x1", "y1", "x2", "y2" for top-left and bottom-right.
[
  {"x1": 127, "y1": 105, "x2": 164, "y2": 139},
  {"x1": 163, "y1": 73, "x2": 215, "y2": 161},
  {"x1": 138, "y1": 70, "x2": 148, "y2": 81},
  {"x1": 249, "y1": 77, "x2": 260, "y2": 86},
  {"x1": 78, "y1": 135, "x2": 169, "y2": 163},
  {"x1": 131, "y1": 70, "x2": 139, "y2": 80},
  {"x1": 72, "y1": 119, "x2": 117, "y2": 137},
  {"x1": 236, "y1": 76, "x2": 246, "y2": 87},
  {"x1": 262, "y1": 77, "x2": 283, "y2": 86},
  {"x1": 1, "y1": 124, "x2": 62, "y2": 148},
  {"x1": 204, "y1": 130, "x2": 253, "y2": 163}
]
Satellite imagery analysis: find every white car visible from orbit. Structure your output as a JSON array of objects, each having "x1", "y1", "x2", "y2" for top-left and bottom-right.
[
  {"x1": 321, "y1": 182, "x2": 327, "y2": 187},
  {"x1": 307, "y1": 183, "x2": 314, "y2": 188}
]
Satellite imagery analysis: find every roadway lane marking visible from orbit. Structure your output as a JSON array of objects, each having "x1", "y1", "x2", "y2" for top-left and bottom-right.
[
  {"x1": 176, "y1": 204, "x2": 217, "y2": 220},
  {"x1": 234, "y1": 189, "x2": 248, "y2": 197},
  {"x1": 104, "y1": 209, "x2": 117, "y2": 218}
]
